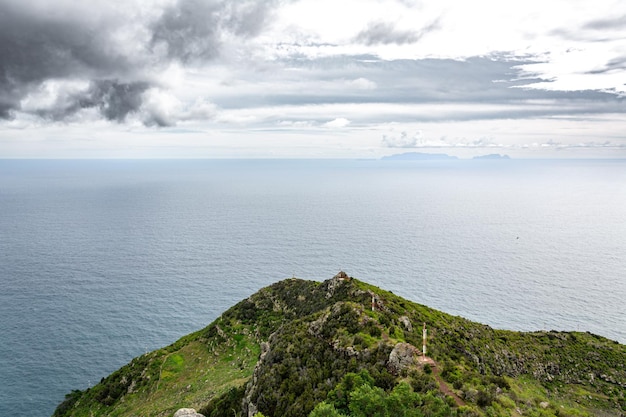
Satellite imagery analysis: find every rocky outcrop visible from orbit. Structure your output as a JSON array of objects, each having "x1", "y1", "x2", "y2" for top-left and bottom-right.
[
  {"x1": 325, "y1": 273, "x2": 348, "y2": 298},
  {"x1": 387, "y1": 342, "x2": 419, "y2": 375},
  {"x1": 308, "y1": 307, "x2": 331, "y2": 336},
  {"x1": 399, "y1": 316, "x2": 413, "y2": 332},
  {"x1": 242, "y1": 339, "x2": 272, "y2": 417},
  {"x1": 173, "y1": 408, "x2": 205, "y2": 417}
]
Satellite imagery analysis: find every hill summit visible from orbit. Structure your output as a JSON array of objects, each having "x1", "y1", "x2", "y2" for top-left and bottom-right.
[{"x1": 54, "y1": 274, "x2": 626, "y2": 417}]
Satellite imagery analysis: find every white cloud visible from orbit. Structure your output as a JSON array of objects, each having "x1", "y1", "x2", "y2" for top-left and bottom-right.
[
  {"x1": 348, "y1": 78, "x2": 377, "y2": 90},
  {"x1": 277, "y1": 120, "x2": 315, "y2": 128},
  {"x1": 1, "y1": 0, "x2": 626, "y2": 158},
  {"x1": 382, "y1": 131, "x2": 423, "y2": 148},
  {"x1": 266, "y1": 0, "x2": 626, "y2": 95},
  {"x1": 19, "y1": 79, "x2": 92, "y2": 116},
  {"x1": 140, "y1": 89, "x2": 182, "y2": 127},
  {"x1": 324, "y1": 118, "x2": 351, "y2": 128},
  {"x1": 514, "y1": 46, "x2": 626, "y2": 95}
]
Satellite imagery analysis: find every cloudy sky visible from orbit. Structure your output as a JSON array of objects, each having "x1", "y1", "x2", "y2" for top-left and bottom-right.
[{"x1": 1, "y1": 0, "x2": 625, "y2": 158}]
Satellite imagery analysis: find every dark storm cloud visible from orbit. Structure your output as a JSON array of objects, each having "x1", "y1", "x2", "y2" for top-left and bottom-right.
[
  {"x1": 36, "y1": 80, "x2": 151, "y2": 122},
  {"x1": 0, "y1": 0, "x2": 278, "y2": 122},
  {"x1": 93, "y1": 81, "x2": 152, "y2": 122},
  {"x1": 355, "y1": 19, "x2": 439, "y2": 45},
  {"x1": 0, "y1": 1, "x2": 148, "y2": 119},
  {"x1": 0, "y1": 2, "x2": 138, "y2": 120},
  {"x1": 0, "y1": 3, "x2": 134, "y2": 82}
]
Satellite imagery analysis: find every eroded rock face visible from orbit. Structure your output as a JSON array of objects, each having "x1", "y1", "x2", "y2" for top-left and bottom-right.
[
  {"x1": 243, "y1": 338, "x2": 273, "y2": 417},
  {"x1": 173, "y1": 408, "x2": 205, "y2": 417},
  {"x1": 325, "y1": 274, "x2": 346, "y2": 299},
  {"x1": 387, "y1": 342, "x2": 419, "y2": 375}
]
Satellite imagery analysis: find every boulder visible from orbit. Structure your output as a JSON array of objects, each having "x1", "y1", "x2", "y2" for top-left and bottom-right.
[
  {"x1": 174, "y1": 408, "x2": 205, "y2": 417},
  {"x1": 387, "y1": 342, "x2": 418, "y2": 375}
]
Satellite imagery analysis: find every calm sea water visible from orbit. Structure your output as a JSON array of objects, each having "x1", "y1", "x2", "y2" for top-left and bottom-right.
[{"x1": 1, "y1": 159, "x2": 625, "y2": 417}]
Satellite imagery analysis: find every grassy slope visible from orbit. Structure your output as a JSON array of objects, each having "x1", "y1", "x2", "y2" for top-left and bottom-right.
[
  {"x1": 54, "y1": 323, "x2": 260, "y2": 417},
  {"x1": 54, "y1": 276, "x2": 626, "y2": 417}
]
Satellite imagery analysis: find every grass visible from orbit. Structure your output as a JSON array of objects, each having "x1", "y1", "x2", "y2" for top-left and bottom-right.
[{"x1": 62, "y1": 322, "x2": 261, "y2": 417}]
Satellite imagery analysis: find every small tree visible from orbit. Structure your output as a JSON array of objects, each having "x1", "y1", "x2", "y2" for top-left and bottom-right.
[{"x1": 309, "y1": 402, "x2": 347, "y2": 417}]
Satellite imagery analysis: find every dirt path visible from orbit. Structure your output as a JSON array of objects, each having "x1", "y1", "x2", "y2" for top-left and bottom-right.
[
  {"x1": 419, "y1": 357, "x2": 465, "y2": 407},
  {"x1": 379, "y1": 323, "x2": 464, "y2": 407}
]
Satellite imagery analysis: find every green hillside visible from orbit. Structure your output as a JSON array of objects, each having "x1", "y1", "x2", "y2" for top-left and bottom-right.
[{"x1": 54, "y1": 274, "x2": 626, "y2": 417}]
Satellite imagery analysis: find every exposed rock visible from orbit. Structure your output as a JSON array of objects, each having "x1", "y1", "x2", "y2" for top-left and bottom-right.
[
  {"x1": 345, "y1": 346, "x2": 358, "y2": 357},
  {"x1": 399, "y1": 316, "x2": 413, "y2": 332},
  {"x1": 309, "y1": 309, "x2": 330, "y2": 336},
  {"x1": 539, "y1": 401, "x2": 549, "y2": 409},
  {"x1": 260, "y1": 341, "x2": 270, "y2": 359},
  {"x1": 215, "y1": 325, "x2": 227, "y2": 339},
  {"x1": 325, "y1": 273, "x2": 348, "y2": 298},
  {"x1": 532, "y1": 362, "x2": 560, "y2": 381},
  {"x1": 243, "y1": 338, "x2": 273, "y2": 417},
  {"x1": 387, "y1": 342, "x2": 419, "y2": 375},
  {"x1": 173, "y1": 408, "x2": 205, "y2": 417}
]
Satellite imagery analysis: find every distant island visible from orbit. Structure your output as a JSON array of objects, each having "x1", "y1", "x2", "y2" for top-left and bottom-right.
[
  {"x1": 54, "y1": 273, "x2": 626, "y2": 417},
  {"x1": 472, "y1": 154, "x2": 511, "y2": 160},
  {"x1": 381, "y1": 152, "x2": 458, "y2": 161}
]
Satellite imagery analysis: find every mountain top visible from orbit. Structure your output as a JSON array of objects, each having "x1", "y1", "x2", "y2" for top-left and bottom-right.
[{"x1": 54, "y1": 274, "x2": 626, "y2": 417}]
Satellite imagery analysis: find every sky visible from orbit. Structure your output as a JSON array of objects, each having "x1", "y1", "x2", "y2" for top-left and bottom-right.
[{"x1": 1, "y1": 0, "x2": 625, "y2": 158}]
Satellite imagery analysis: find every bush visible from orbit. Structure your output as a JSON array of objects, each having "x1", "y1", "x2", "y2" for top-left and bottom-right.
[
  {"x1": 309, "y1": 402, "x2": 347, "y2": 417},
  {"x1": 199, "y1": 385, "x2": 246, "y2": 417},
  {"x1": 410, "y1": 370, "x2": 438, "y2": 393},
  {"x1": 367, "y1": 322, "x2": 382, "y2": 338},
  {"x1": 52, "y1": 390, "x2": 83, "y2": 417},
  {"x1": 476, "y1": 389, "x2": 494, "y2": 407}
]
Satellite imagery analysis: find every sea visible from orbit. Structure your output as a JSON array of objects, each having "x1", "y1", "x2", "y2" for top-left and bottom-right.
[{"x1": 0, "y1": 158, "x2": 625, "y2": 417}]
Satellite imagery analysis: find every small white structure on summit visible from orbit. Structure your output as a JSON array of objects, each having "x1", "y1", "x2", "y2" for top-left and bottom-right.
[{"x1": 422, "y1": 322, "x2": 427, "y2": 356}]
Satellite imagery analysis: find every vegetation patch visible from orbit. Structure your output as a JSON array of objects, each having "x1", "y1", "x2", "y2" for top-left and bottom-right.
[{"x1": 54, "y1": 275, "x2": 626, "y2": 417}]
